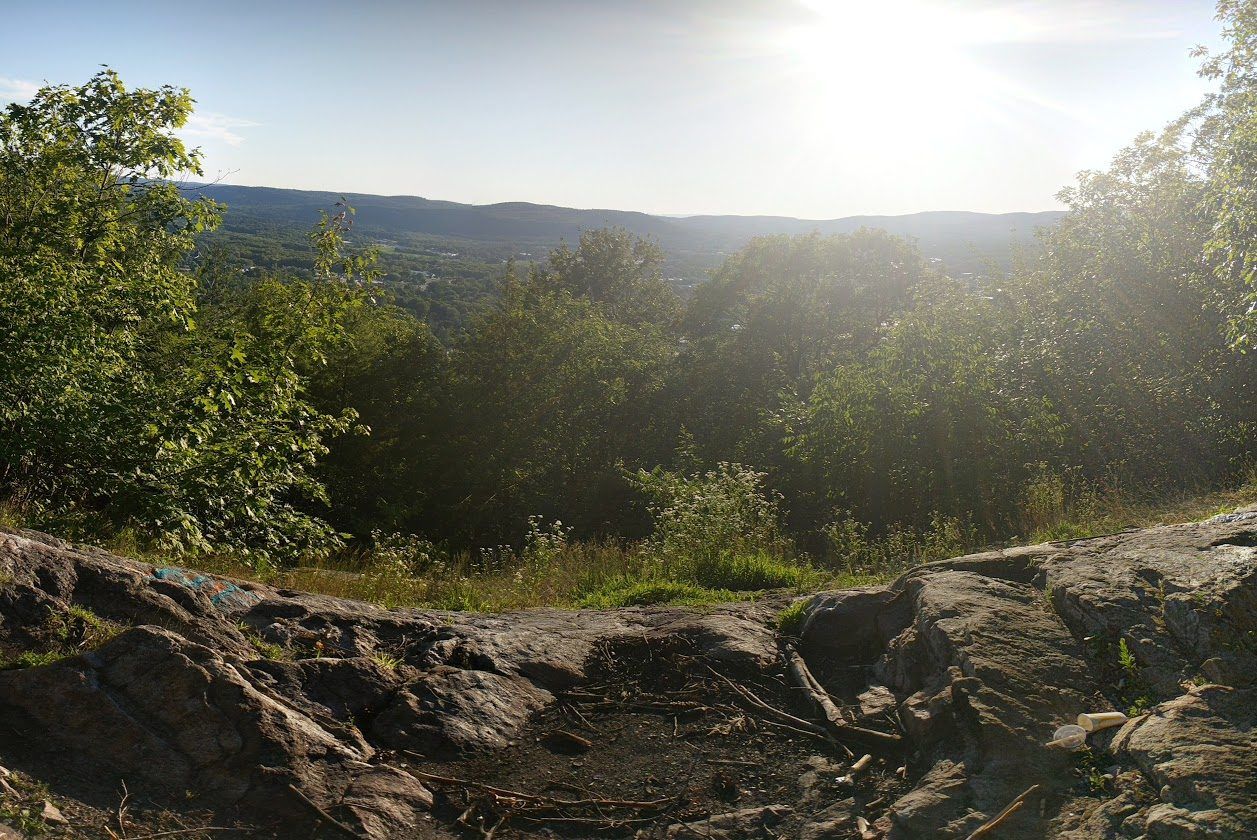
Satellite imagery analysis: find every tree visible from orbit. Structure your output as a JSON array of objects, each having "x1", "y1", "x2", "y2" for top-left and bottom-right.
[
  {"x1": 448, "y1": 271, "x2": 674, "y2": 542},
  {"x1": 306, "y1": 304, "x2": 453, "y2": 536},
  {"x1": 676, "y1": 230, "x2": 928, "y2": 497},
  {"x1": 0, "y1": 70, "x2": 367, "y2": 559},
  {"x1": 0, "y1": 69, "x2": 218, "y2": 528},
  {"x1": 534, "y1": 227, "x2": 681, "y2": 327},
  {"x1": 789, "y1": 278, "x2": 1056, "y2": 528},
  {"x1": 1196, "y1": 0, "x2": 1257, "y2": 348}
]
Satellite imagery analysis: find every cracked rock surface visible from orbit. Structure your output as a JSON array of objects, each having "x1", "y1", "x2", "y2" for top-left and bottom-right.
[{"x1": 0, "y1": 509, "x2": 1253, "y2": 838}]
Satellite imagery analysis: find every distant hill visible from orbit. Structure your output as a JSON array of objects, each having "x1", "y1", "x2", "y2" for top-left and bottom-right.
[{"x1": 191, "y1": 183, "x2": 1064, "y2": 281}]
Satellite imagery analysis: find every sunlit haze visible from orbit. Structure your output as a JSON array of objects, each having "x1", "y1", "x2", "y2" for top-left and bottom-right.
[{"x1": 0, "y1": 0, "x2": 1222, "y2": 216}]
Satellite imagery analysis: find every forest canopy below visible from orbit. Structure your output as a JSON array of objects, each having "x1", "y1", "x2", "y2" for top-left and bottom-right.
[{"x1": 2, "y1": 1, "x2": 1257, "y2": 608}]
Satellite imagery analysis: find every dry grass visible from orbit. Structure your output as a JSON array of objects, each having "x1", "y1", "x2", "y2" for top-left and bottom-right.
[
  {"x1": 1020, "y1": 467, "x2": 1257, "y2": 544},
  {"x1": 3, "y1": 471, "x2": 1255, "y2": 614},
  {"x1": 199, "y1": 542, "x2": 837, "y2": 612}
]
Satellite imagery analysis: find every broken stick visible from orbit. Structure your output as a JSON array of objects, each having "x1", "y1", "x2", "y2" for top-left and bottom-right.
[
  {"x1": 783, "y1": 645, "x2": 902, "y2": 751},
  {"x1": 287, "y1": 783, "x2": 365, "y2": 840},
  {"x1": 963, "y1": 783, "x2": 1040, "y2": 840},
  {"x1": 702, "y1": 663, "x2": 830, "y2": 739}
]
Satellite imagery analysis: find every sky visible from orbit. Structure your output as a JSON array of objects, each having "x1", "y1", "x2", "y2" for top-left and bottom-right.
[{"x1": 0, "y1": 0, "x2": 1224, "y2": 218}]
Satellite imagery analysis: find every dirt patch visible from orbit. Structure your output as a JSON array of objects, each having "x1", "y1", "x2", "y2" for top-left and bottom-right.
[{"x1": 404, "y1": 637, "x2": 909, "y2": 838}]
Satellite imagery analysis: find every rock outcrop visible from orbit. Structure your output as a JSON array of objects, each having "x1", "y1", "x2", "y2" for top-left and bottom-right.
[{"x1": 0, "y1": 509, "x2": 1252, "y2": 838}]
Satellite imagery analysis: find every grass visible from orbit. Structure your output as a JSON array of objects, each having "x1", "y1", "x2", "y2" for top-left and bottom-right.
[
  {"x1": 0, "y1": 604, "x2": 125, "y2": 670},
  {"x1": 2, "y1": 470, "x2": 1255, "y2": 616},
  {"x1": 245, "y1": 633, "x2": 289, "y2": 661},
  {"x1": 202, "y1": 543, "x2": 824, "y2": 612},
  {"x1": 370, "y1": 651, "x2": 402, "y2": 670},
  {"x1": 774, "y1": 599, "x2": 810, "y2": 635},
  {"x1": 1018, "y1": 465, "x2": 1257, "y2": 544},
  {"x1": 577, "y1": 579, "x2": 742, "y2": 609}
]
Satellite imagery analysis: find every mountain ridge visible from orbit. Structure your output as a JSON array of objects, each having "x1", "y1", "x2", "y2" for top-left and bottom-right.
[{"x1": 191, "y1": 182, "x2": 1064, "y2": 276}]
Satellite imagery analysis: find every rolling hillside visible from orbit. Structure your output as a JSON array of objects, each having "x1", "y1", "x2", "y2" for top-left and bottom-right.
[{"x1": 193, "y1": 183, "x2": 1063, "y2": 281}]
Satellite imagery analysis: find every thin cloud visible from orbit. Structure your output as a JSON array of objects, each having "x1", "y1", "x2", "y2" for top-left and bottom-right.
[
  {"x1": 183, "y1": 112, "x2": 260, "y2": 147},
  {"x1": 0, "y1": 77, "x2": 40, "y2": 103}
]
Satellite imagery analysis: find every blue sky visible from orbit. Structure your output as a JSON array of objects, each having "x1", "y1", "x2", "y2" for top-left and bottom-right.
[{"x1": 0, "y1": 0, "x2": 1223, "y2": 217}]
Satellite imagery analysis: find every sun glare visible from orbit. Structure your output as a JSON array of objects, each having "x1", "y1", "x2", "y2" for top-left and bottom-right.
[{"x1": 776, "y1": 0, "x2": 1031, "y2": 142}]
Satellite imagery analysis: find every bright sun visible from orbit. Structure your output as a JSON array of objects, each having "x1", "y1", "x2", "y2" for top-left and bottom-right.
[{"x1": 776, "y1": 0, "x2": 1030, "y2": 142}]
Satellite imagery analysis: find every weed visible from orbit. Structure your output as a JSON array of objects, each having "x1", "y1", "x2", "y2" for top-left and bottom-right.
[
  {"x1": 822, "y1": 509, "x2": 980, "y2": 577},
  {"x1": 577, "y1": 579, "x2": 741, "y2": 609},
  {"x1": 1073, "y1": 748, "x2": 1113, "y2": 796},
  {"x1": 775, "y1": 599, "x2": 810, "y2": 636},
  {"x1": 0, "y1": 604, "x2": 123, "y2": 669},
  {"x1": 370, "y1": 651, "x2": 402, "y2": 671},
  {"x1": 0, "y1": 804, "x2": 46, "y2": 836},
  {"x1": 0, "y1": 650, "x2": 67, "y2": 670},
  {"x1": 1118, "y1": 638, "x2": 1138, "y2": 675},
  {"x1": 237, "y1": 623, "x2": 289, "y2": 661}
]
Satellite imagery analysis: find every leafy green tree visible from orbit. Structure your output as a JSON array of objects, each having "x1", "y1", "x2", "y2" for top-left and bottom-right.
[
  {"x1": 676, "y1": 230, "x2": 928, "y2": 509},
  {"x1": 535, "y1": 227, "x2": 681, "y2": 327},
  {"x1": 1011, "y1": 128, "x2": 1256, "y2": 488},
  {"x1": 789, "y1": 278, "x2": 1058, "y2": 527},
  {"x1": 448, "y1": 270, "x2": 674, "y2": 542},
  {"x1": 0, "y1": 70, "x2": 217, "y2": 527},
  {"x1": 1196, "y1": 0, "x2": 1257, "y2": 348},
  {"x1": 0, "y1": 70, "x2": 368, "y2": 558},
  {"x1": 306, "y1": 303, "x2": 452, "y2": 536}
]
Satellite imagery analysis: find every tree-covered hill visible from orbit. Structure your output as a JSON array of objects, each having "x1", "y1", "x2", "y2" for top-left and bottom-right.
[{"x1": 194, "y1": 182, "x2": 1062, "y2": 281}]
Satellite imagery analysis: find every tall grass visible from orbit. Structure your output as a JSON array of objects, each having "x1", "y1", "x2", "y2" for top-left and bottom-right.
[
  {"x1": 1016, "y1": 462, "x2": 1257, "y2": 544},
  {"x1": 3, "y1": 467, "x2": 1255, "y2": 613}
]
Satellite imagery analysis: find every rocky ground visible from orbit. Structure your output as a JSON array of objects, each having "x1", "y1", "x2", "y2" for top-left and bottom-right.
[{"x1": 0, "y1": 510, "x2": 1253, "y2": 839}]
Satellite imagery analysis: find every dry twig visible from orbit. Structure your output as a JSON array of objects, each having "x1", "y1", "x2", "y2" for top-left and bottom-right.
[
  {"x1": 286, "y1": 783, "x2": 365, "y2": 840},
  {"x1": 964, "y1": 784, "x2": 1040, "y2": 840},
  {"x1": 783, "y1": 646, "x2": 902, "y2": 751}
]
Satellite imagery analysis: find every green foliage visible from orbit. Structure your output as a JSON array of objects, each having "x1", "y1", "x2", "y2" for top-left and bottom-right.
[
  {"x1": 0, "y1": 70, "x2": 371, "y2": 562},
  {"x1": 0, "y1": 650, "x2": 67, "y2": 670},
  {"x1": 446, "y1": 265, "x2": 674, "y2": 542},
  {"x1": 1195, "y1": 0, "x2": 1257, "y2": 348},
  {"x1": 577, "y1": 579, "x2": 742, "y2": 609},
  {"x1": 0, "y1": 604, "x2": 124, "y2": 669},
  {"x1": 4, "y1": 47, "x2": 1257, "y2": 606},
  {"x1": 631, "y1": 462, "x2": 808, "y2": 585},
  {"x1": 1118, "y1": 637, "x2": 1138, "y2": 675},
  {"x1": 538, "y1": 227, "x2": 681, "y2": 326},
  {"x1": 1073, "y1": 748, "x2": 1114, "y2": 796},
  {"x1": 370, "y1": 651, "x2": 402, "y2": 671},
  {"x1": 821, "y1": 509, "x2": 980, "y2": 576},
  {"x1": 775, "y1": 599, "x2": 810, "y2": 636}
]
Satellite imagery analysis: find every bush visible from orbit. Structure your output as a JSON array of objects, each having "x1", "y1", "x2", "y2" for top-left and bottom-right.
[
  {"x1": 633, "y1": 463, "x2": 790, "y2": 571},
  {"x1": 822, "y1": 509, "x2": 980, "y2": 576}
]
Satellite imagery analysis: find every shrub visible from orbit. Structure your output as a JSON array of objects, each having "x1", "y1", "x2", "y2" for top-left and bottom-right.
[
  {"x1": 822, "y1": 509, "x2": 980, "y2": 576},
  {"x1": 633, "y1": 462, "x2": 790, "y2": 572}
]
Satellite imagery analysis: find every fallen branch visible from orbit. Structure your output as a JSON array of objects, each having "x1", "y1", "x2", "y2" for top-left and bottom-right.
[
  {"x1": 703, "y1": 664, "x2": 829, "y2": 738},
  {"x1": 964, "y1": 784, "x2": 1040, "y2": 840},
  {"x1": 785, "y1": 645, "x2": 848, "y2": 727},
  {"x1": 404, "y1": 765, "x2": 673, "y2": 810},
  {"x1": 286, "y1": 784, "x2": 365, "y2": 840},
  {"x1": 783, "y1": 645, "x2": 903, "y2": 752},
  {"x1": 124, "y1": 830, "x2": 238, "y2": 840}
]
